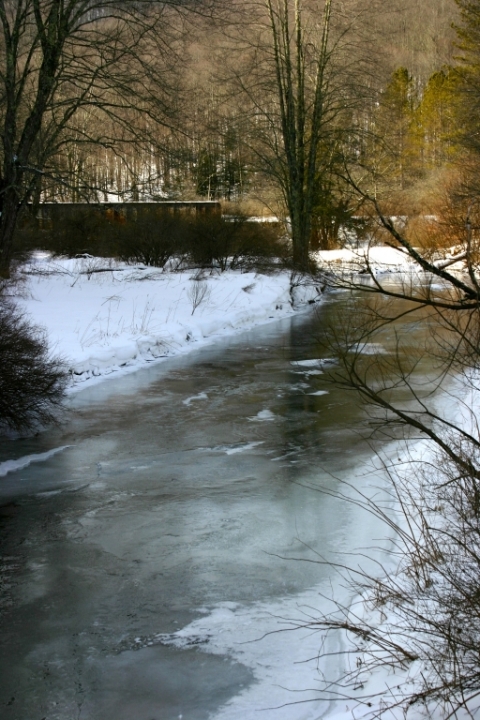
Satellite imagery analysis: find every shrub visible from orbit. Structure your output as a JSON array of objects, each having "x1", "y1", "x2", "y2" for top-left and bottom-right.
[
  {"x1": 0, "y1": 290, "x2": 67, "y2": 433},
  {"x1": 14, "y1": 207, "x2": 114, "y2": 258},
  {"x1": 111, "y1": 210, "x2": 186, "y2": 268},
  {"x1": 185, "y1": 213, "x2": 288, "y2": 271},
  {"x1": 227, "y1": 217, "x2": 289, "y2": 271},
  {"x1": 108, "y1": 210, "x2": 288, "y2": 271},
  {"x1": 14, "y1": 206, "x2": 289, "y2": 272}
]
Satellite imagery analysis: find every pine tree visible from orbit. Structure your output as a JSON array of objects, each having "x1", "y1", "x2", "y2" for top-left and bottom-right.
[
  {"x1": 414, "y1": 68, "x2": 461, "y2": 172},
  {"x1": 454, "y1": 0, "x2": 480, "y2": 155},
  {"x1": 375, "y1": 67, "x2": 417, "y2": 190}
]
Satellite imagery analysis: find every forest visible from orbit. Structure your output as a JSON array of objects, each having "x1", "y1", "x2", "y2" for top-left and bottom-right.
[{"x1": 0, "y1": 0, "x2": 472, "y2": 269}]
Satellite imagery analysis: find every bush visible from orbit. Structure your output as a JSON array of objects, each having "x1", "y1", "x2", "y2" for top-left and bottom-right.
[
  {"x1": 14, "y1": 206, "x2": 290, "y2": 272},
  {"x1": 111, "y1": 210, "x2": 186, "y2": 268},
  {"x1": 14, "y1": 208, "x2": 114, "y2": 258},
  {"x1": 226, "y1": 216, "x2": 289, "y2": 271},
  {"x1": 185, "y1": 213, "x2": 288, "y2": 271},
  {"x1": 0, "y1": 291, "x2": 67, "y2": 433}
]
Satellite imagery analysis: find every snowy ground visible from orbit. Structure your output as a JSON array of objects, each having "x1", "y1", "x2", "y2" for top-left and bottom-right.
[
  {"x1": 14, "y1": 254, "x2": 325, "y2": 391},
  {"x1": 314, "y1": 244, "x2": 416, "y2": 273},
  {"x1": 11, "y1": 245, "x2": 416, "y2": 393}
]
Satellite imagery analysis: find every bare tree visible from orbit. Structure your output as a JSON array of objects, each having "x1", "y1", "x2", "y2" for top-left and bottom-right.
[
  {"x1": 221, "y1": 0, "x2": 380, "y2": 269},
  {"x1": 0, "y1": 0, "x2": 219, "y2": 272}
]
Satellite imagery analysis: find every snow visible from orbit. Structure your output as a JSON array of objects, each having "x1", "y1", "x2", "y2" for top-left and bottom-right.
[
  {"x1": 15, "y1": 253, "x2": 325, "y2": 392},
  {"x1": 12, "y1": 245, "x2": 416, "y2": 394},
  {"x1": 214, "y1": 441, "x2": 265, "y2": 455},
  {"x1": 291, "y1": 358, "x2": 325, "y2": 367},
  {"x1": 314, "y1": 245, "x2": 414, "y2": 274},
  {"x1": 315, "y1": 242, "x2": 473, "y2": 280},
  {"x1": 248, "y1": 409, "x2": 277, "y2": 422},
  {"x1": 0, "y1": 445, "x2": 71, "y2": 477},
  {"x1": 182, "y1": 392, "x2": 209, "y2": 406}
]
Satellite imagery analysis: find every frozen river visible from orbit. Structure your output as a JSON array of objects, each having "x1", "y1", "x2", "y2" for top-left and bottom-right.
[{"x1": 0, "y1": 292, "x2": 427, "y2": 720}]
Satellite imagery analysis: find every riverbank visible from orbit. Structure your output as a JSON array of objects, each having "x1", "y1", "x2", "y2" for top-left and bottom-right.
[
  {"x1": 14, "y1": 254, "x2": 323, "y2": 391},
  {"x1": 13, "y1": 245, "x2": 417, "y2": 393}
]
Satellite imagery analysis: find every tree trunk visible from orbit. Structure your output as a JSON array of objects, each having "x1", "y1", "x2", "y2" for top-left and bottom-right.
[
  {"x1": 0, "y1": 187, "x2": 21, "y2": 274},
  {"x1": 264, "y1": 0, "x2": 333, "y2": 272}
]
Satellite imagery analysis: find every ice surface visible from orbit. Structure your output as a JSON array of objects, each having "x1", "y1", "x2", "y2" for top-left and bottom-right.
[{"x1": 154, "y1": 461, "x2": 397, "y2": 720}]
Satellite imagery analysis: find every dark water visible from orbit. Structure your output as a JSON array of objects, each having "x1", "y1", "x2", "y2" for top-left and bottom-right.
[{"x1": 0, "y1": 292, "x2": 431, "y2": 720}]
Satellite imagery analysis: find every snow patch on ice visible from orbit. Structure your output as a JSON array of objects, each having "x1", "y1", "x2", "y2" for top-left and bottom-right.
[
  {"x1": 248, "y1": 409, "x2": 276, "y2": 422},
  {"x1": 291, "y1": 358, "x2": 336, "y2": 369},
  {"x1": 198, "y1": 442, "x2": 265, "y2": 455},
  {"x1": 349, "y1": 342, "x2": 388, "y2": 355},
  {"x1": 0, "y1": 446, "x2": 72, "y2": 477},
  {"x1": 183, "y1": 392, "x2": 208, "y2": 406},
  {"x1": 291, "y1": 358, "x2": 323, "y2": 367}
]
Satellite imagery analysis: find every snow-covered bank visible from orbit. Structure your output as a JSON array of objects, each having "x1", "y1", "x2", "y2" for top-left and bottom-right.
[
  {"x1": 315, "y1": 242, "x2": 470, "y2": 276},
  {"x1": 314, "y1": 244, "x2": 415, "y2": 273},
  {"x1": 15, "y1": 254, "x2": 324, "y2": 391},
  {"x1": 12, "y1": 245, "x2": 421, "y2": 393}
]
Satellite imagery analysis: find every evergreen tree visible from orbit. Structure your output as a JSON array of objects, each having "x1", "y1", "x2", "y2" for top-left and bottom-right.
[
  {"x1": 454, "y1": 0, "x2": 480, "y2": 156},
  {"x1": 375, "y1": 67, "x2": 417, "y2": 190},
  {"x1": 413, "y1": 67, "x2": 461, "y2": 173}
]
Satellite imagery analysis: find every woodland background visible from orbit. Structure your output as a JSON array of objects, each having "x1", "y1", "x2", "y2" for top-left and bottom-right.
[{"x1": 7, "y1": 0, "x2": 468, "y2": 253}]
